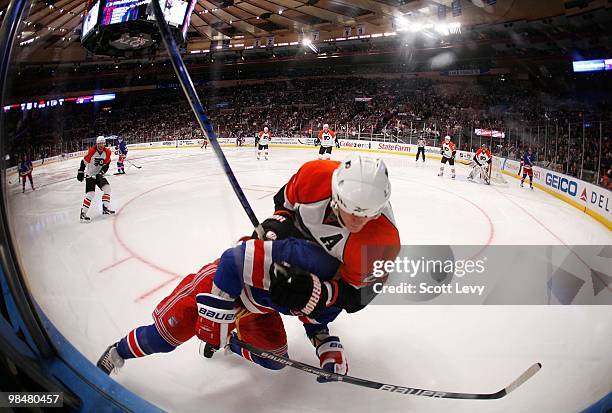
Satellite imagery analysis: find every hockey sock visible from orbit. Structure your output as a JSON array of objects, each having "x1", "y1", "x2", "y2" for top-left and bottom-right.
[
  {"x1": 116, "y1": 324, "x2": 176, "y2": 359},
  {"x1": 451, "y1": 168, "x2": 455, "y2": 175},
  {"x1": 257, "y1": 150, "x2": 261, "y2": 159},
  {"x1": 228, "y1": 336, "x2": 287, "y2": 370},
  {"x1": 102, "y1": 185, "x2": 111, "y2": 208},
  {"x1": 265, "y1": 150, "x2": 268, "y2": 158},
  {"x1": 82, "y1": 192, "x2": 94, "y2": 214}
]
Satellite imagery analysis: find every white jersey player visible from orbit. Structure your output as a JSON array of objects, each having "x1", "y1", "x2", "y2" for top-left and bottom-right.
[
  {"x1": 257, "y1": 127, "x2": 271, "y2": 160},
  {"x1": 76, "y1": 136, "x2": 114, "y2": 222},
  {"x1": 438, "y1": 135, "x2": 456, "y2": 179},
  {"x1": 317, "y1": 124, "x2": 338, "y2": 160},
  {"x1": 467, "y1": 144, "x2": 493, "y2": 184}
]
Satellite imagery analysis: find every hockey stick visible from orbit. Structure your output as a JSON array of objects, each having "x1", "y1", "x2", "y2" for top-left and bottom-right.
[
  {"x1": 126, "y1": 159, "x2": 142, "y2": 169},
  {"x1": 151, "y1": 0, "x2": 263, "y2": 238},
  {"x1": 233, "y1": 338, "x2": 541, "y2": 400}
]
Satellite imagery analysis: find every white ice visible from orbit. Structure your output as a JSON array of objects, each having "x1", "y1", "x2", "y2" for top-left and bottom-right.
[{"x1": 6, "y1": 146, "x2": 612, "y2": 413}]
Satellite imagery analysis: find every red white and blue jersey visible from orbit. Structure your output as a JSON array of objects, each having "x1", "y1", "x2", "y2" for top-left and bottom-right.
[
  {"x1": 521, "y1": 153, "x2": 533, "y2": 171},
  {"x1": 214, "y1": 237, "x2": 343, "y2": 332}
]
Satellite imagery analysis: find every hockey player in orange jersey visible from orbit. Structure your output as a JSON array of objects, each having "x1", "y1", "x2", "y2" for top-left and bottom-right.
[
  {"x1": 76, "y1": 136, "x2": 114, "y2": 222},
  {"x1": 467, "y1": 143, "x2": 493, "y2": 184},
  {"x1": 259, "y1": 155, "x2": 401, "y2": 319},
  {"x1": 438, "y1": 135, "x2": 457, "y2": 179},
  {"x1": 317, "y1": 124, "x2": 338, "y2": 160}
]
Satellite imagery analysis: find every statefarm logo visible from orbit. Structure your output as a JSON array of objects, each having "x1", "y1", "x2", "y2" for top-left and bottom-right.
[{"x1": 377, "y1": 143, "x2": 411, "y2": 152}]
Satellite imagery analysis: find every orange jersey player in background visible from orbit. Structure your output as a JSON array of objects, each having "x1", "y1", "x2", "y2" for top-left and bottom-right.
[
  {"x1": 317, "y1": 124, "x2": 338, "y2": 160},
  {"x1": 468, "y1": 143, "x2": 493, "y2": 184},
  {"x1": 438, "y1": 135, "x2": 457, "y2": 179},
  {"x1": 77, "y1": 136, "x2": 114, "y2": 222},
  {"x1": 261, "y1": 155, "x2": 401, "y2": 318},
  {"x1": 256, "y1": 126, "x2": 271, "y2": 160}
]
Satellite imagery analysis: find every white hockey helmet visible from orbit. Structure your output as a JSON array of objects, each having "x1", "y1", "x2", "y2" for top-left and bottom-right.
[
  {"x1": 444, "y1": 135, "x2": 451, "y2": 142},
  {"x1": 323, "y1": 123, "x2": 329, "y2": 130},
  {"x1": 96, "y1": 136, "x2": 106, "y2": 144},
  {"x1": 331, "y1": 155, "x2": 391, "y2": 218}
]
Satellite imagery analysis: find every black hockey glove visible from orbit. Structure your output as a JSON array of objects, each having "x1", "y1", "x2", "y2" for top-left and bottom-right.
[
  {"x1": 100, "y1": 163, "x2": 109, "y2": 175},
  {"x1": 258, "y1": 211, "x2": 295, "y2": 240},
  {"x1": 77, "y1": 160, "x2": 85, "y2": 182},
  {"x1": 269, "y1": 263, "x2": 369, "y2": 317}
]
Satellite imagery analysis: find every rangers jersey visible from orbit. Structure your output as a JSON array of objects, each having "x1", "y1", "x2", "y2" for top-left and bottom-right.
[
  {"x1": 441, "y1": 141, "x2": 456, "y2": 158},
  {"x1": 258, "y1": 131, "x2": 271, "y2": 145},
  {"x1": 213, "y1": 237, "x2": 343, "y2": 333},
  {"x1": 84, "y1": 147, "x2": 112, "y2": 177},
  {"x1": 274, "y1": 160, "x2": 400, "y2": 287},
  {"x1": 318, "y1": 129, "x2": 336, "y2": 148},
  {"x1": 521, "y1": 152, "x2": 533, "y2": 171}
]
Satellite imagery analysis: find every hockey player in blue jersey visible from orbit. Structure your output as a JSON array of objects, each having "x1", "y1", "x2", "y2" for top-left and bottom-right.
[
  {"x1": 115, "y1": 137, "x2": 128, "y2": 175},
  {"x1": 97, "y1": 237, "x2": 350, "y2": 381},
  {"x1": 520, "y1": 149, "x2": 534, "y2": 189}
]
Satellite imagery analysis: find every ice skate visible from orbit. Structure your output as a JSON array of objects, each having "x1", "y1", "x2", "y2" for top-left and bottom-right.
[{"x1": 97, "y1": 344, "x2": 124, "y2": 375}]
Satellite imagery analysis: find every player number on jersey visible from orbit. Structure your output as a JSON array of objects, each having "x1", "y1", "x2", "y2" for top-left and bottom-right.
[{"x1": 320, "y1": 234, "x2": 343, "y2": 251}]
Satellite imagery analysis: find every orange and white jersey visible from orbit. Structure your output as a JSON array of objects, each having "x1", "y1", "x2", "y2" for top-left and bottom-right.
[
  {"x1": 441, "y1": 141, "x2": 456, "y2": 158},
  {"x1": 474, "y1": 148, "x2": 492, "y2": 164},
  {"x1": 318, "y1": 130, "x2": 336, "y2": 148},
  {"x1": 83, "y1": 147, "x2": 112, "y2": 177},
  {"x1": 258, "y1": 131, "x2": 271, "y2": 145},
  {"x1": 278, "y1": 160, "x2": 400, "y2": 287}
]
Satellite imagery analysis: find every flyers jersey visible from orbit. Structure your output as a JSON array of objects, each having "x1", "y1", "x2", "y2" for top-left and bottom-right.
[
  {"x1": 318, "y1": 130, "x2": 336, "y2": 148},
  {"x1": 277, "y1": 160, "x2": 400, "y2": 287},
  {"x1": 258, "y1": 131, "x2": 271, "y2": 145},
  {"x1": 475, "y1": 148, "x2": 492, "y2": 164},
  {"x1": 84, "y1": 147, "x2": 112, "y2": 177},
  {"x1": 441, "y1": 141, "x2": 456, "y2": 158}
]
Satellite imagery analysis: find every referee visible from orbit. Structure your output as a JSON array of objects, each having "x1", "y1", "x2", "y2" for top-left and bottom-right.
[{"x1": 416, "y1": 137, "x2": 426, "y2": 162}]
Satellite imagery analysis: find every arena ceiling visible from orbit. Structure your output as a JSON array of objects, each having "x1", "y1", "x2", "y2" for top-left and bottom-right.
[{"x1": 2, "y1": 0, "x2": 607, "y2": 63}]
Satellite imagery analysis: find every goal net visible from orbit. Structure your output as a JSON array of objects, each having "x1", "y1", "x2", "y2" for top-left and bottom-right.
[{"x1": 489, "y1": 156, "x2": 508, "y2": 184}]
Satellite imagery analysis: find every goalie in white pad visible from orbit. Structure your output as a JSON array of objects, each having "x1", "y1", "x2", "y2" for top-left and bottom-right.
[{"x1": 467, "y1": 144, "x2": 493, "y2": 185}]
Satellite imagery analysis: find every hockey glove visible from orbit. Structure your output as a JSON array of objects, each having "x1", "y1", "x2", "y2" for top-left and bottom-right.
[
  {"x1": 259, "y1": 211, "x2": 295, "y2": 240},
  {"x1": 195, "y1": 292, "x2": 237, "y2": 357},
  {"x1": 77, "y1": 160, "x2": 85, "y2": 182},
  {"x1": 316, "y1": 336, "x2": 348, "y2": 383}
]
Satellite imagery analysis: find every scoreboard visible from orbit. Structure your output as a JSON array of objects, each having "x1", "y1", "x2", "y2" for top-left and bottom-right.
[{"x1": 81, "y1": 0, "x2": 196, "y2": 56}]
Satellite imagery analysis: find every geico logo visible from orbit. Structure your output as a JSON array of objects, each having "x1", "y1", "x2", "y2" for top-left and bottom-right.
[
  {"x1": 199, "y1": 308, "x2": 236, "y2": 321},
  {"x1": 545, "y1": 173, "x2": 577, "y2": 196}
]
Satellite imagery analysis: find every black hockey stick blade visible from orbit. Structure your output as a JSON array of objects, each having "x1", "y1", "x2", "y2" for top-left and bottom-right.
[{"x1": 233, "y1": 338, "x2": 541, "y2": 400}]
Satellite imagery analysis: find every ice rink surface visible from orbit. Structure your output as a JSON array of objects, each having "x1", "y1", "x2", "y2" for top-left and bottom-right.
[{"x1": 6, "y1": 146, "x2": 612, "y2": 413}]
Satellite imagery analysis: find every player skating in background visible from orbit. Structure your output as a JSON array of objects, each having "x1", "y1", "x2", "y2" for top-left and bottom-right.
[
  {"x1": 256, "y1": 126, "x2": 271, "y2": 160},
  {"x1": 257, "y1": 155, "x2": 400, "y2": 319},
  {"x1": 317, "y1": 124, "x2": 338, "y2": 160},
  {"x1": 416, "y1": 137, "x2": 426, "y2": 163},
  {"x1": 18, "y1": 154, "x2": 35, "y2": 193},
  {"x1": 520, "y1": 149, "x2": 534, "y2": 190},
  {"x1": 77, "y1": 136, "x2": 115, "y2": 222},
  {"x1": 97, "y1": 237, "x2": 348, "y2": 379},
  {"x1": 467, "y1": 143, "x2": 492, "y2": 184},
  {"x1": 438, "y1": 135, "x2": 456, "y2": 178},
  {"x1": 200, "y1": 137, "x2": 208, "y2": 150},
  {"x1": 114, "y1": 137, "x2": 128, "y2": 175}
]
